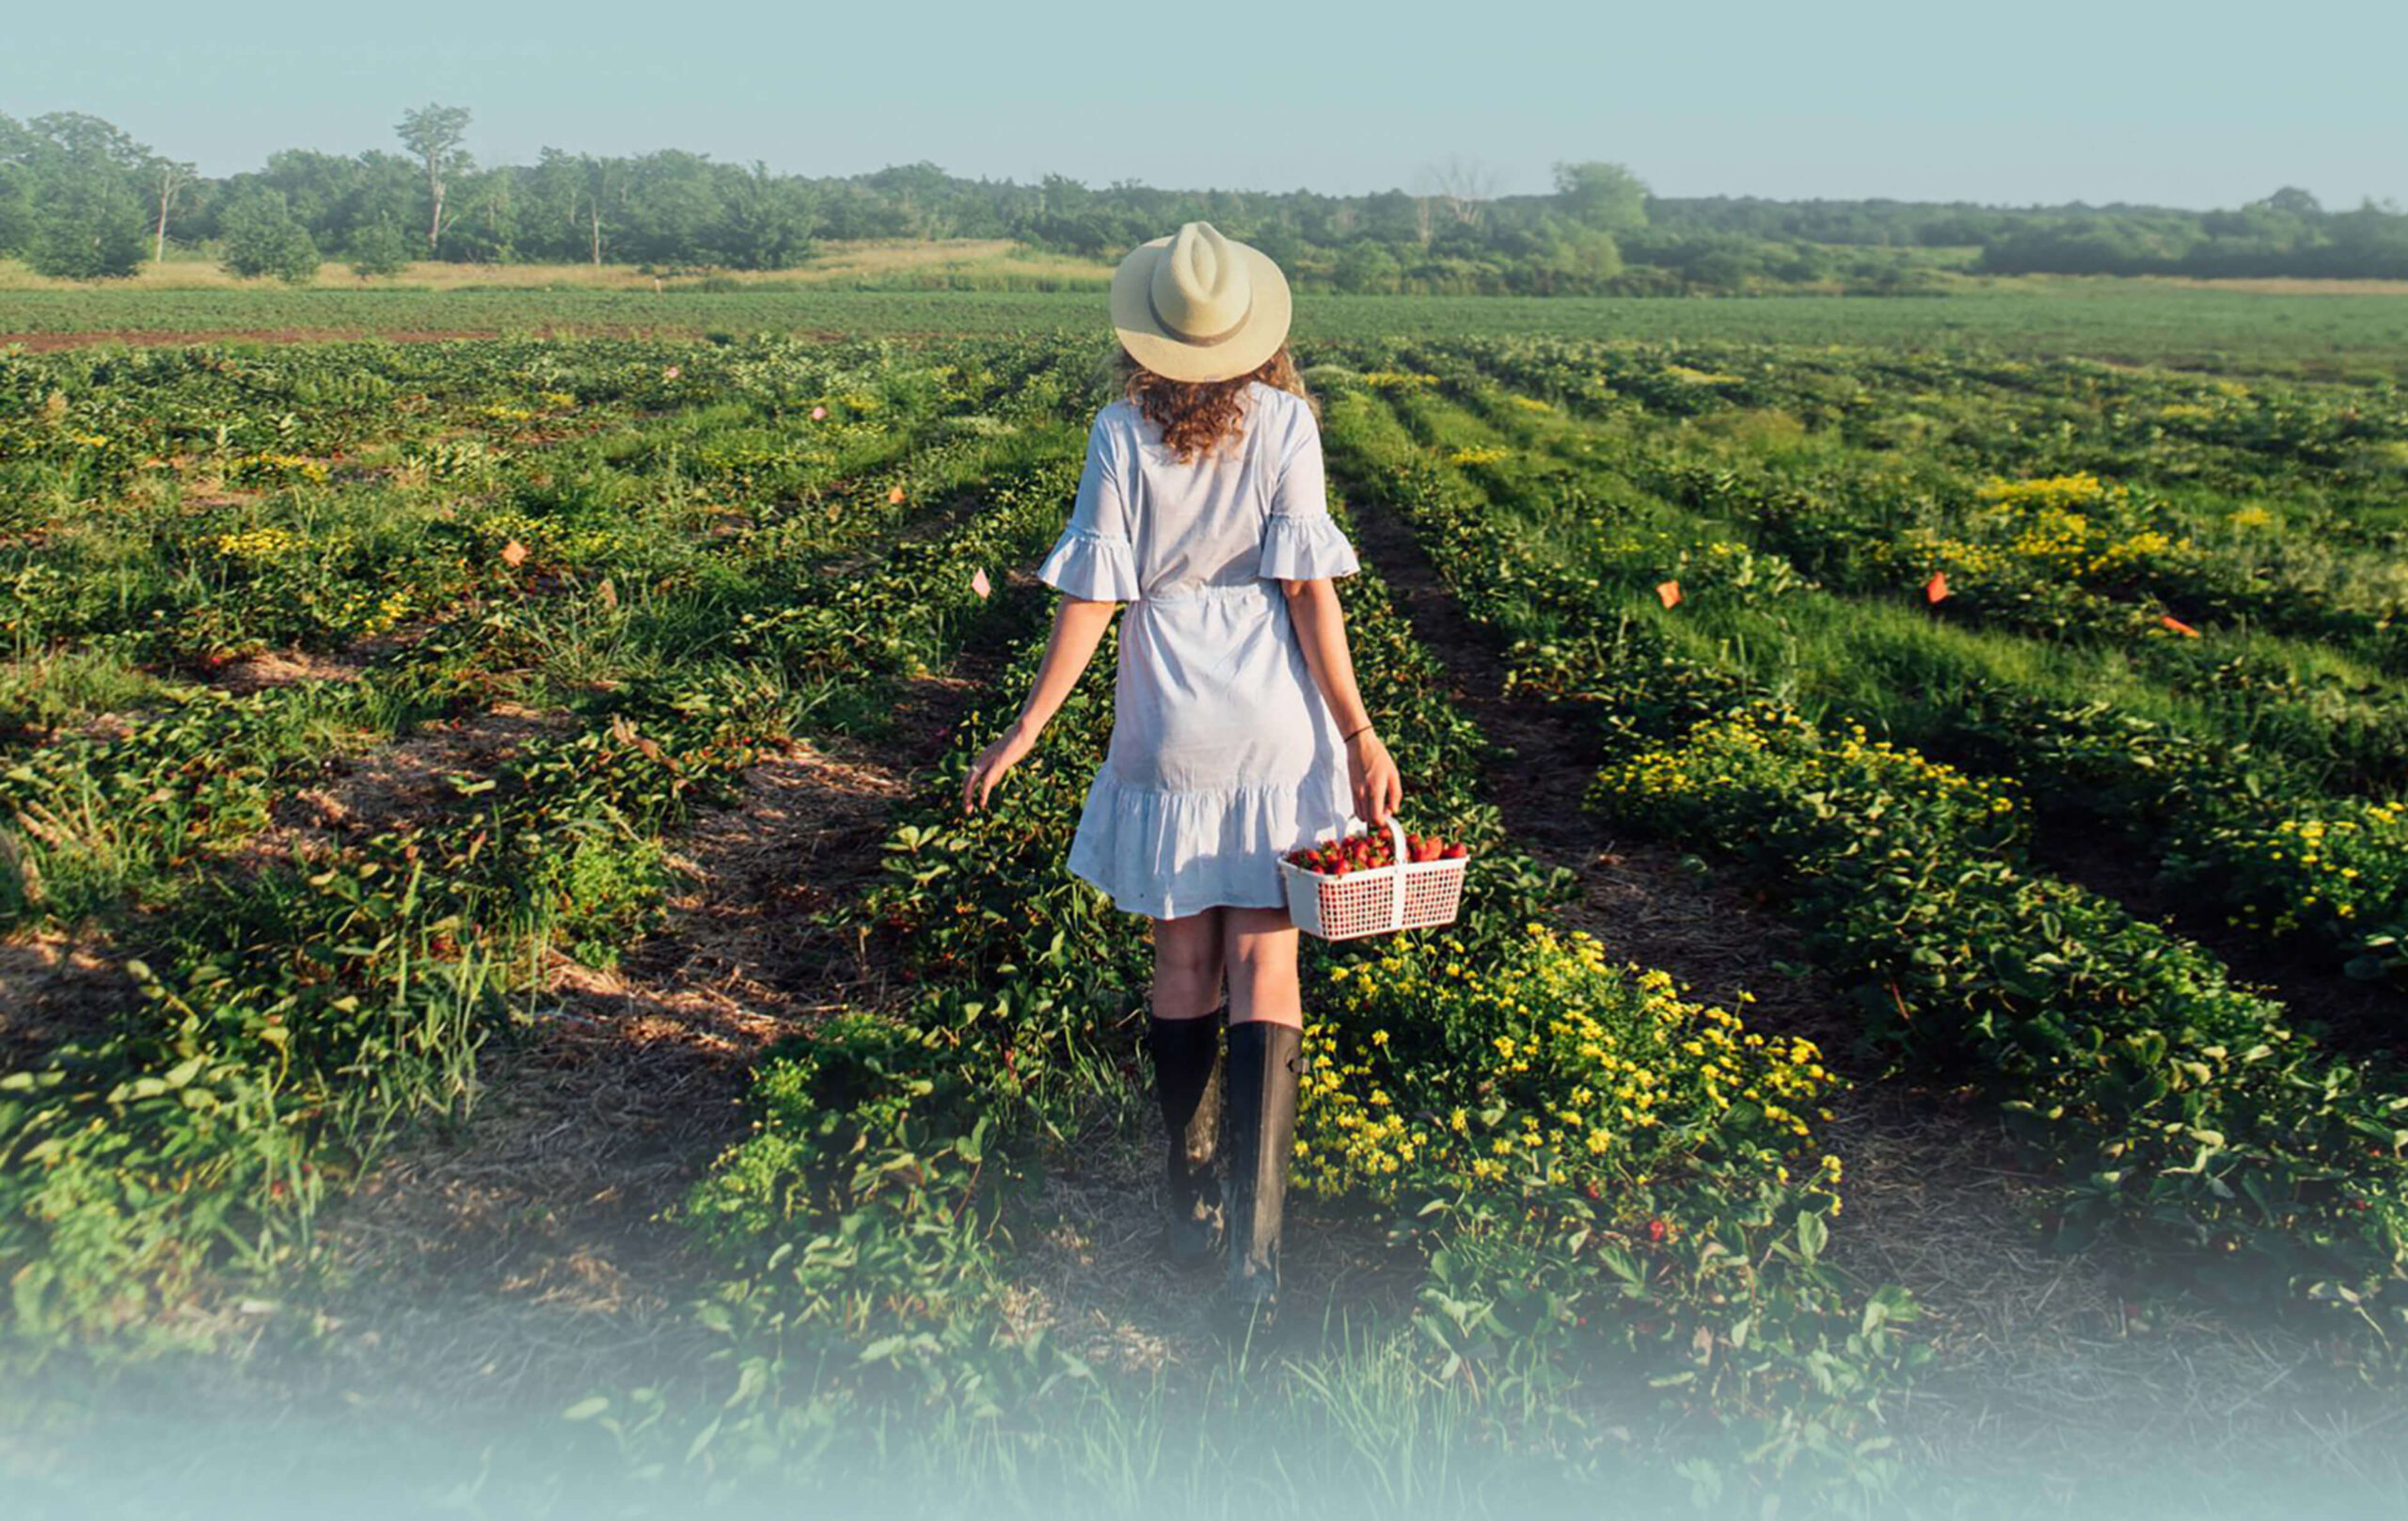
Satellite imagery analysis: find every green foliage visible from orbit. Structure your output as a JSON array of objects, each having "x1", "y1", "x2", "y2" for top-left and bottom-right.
[
  {"x1": 218, "y1": 189, "x2": 321, "y2": 284},
  {"x1": 0, "y1": 332, "x2": 1100, "y2": 1349},
  {"x1": 345, "y1": 215, "x2": 411, "y2": 278},
  {"x1": 1319, "y1": 340, "x2": 2408, "y2": 1367},
  {"x1": 1551, "y1": 161, "x2": 1649, "y2": 233},
  {"x1": 26, "y1": 169, "x2": 148, "y2": 279},
  {"x1": 10, "y1": 326, "x2": 2407, "y2": 1511}
]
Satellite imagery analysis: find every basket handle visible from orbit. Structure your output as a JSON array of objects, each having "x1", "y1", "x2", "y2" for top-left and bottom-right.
[{"x1": 1382, "y1": 815, "x2": 1408, "y2": 931}]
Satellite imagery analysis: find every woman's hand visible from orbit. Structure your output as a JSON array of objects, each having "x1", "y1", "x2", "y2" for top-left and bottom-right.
[
  {"x1": 1346, "y1": 729, "x2": 1404, "y2": 827},
  {"x1": 962, "y1": 720, "x2": 1037, "y2": 814}
]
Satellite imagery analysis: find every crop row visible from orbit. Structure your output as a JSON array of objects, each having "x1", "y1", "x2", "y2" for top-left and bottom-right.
[
  {"x1": 0, "y1": 365, "x2": 1095, "y2": 1348},
  {"x1": 1320, "y1": 372, "x2": 2408, "y2": 1356},
  {"x1": 1357, "y1": 363, "x2": 2407, "y2": 990}
]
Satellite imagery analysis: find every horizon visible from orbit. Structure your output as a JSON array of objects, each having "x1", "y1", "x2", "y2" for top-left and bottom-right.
[
  {"x1": 6, "y1": 0, "x2": 2403, "y2": 213},
  {"x1": 1, "y1": 105, "x2": 2390, "y2": 220}
]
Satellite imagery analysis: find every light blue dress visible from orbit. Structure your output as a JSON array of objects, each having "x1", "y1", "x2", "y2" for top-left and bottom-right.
[{"x1": 1037, "y1": 382, "x2": 1362, "y2": 920}]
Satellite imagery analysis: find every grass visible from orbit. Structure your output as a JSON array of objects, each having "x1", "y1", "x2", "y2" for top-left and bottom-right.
[{"x1": 0, "y1": 240, "x2": 1119, "y2": 293}]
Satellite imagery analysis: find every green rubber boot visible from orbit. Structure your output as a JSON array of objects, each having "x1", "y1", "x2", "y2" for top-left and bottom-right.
[
  {"x1": 1145, "y1": 1008, "x2": 1226, "y2": 1268},
  {"x1": 1220, "y1": 1018, "x2": 1303, "y2": 1322}
]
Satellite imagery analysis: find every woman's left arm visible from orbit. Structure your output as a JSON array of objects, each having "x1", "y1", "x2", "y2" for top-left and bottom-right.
[
  {"x1": 1284, "y1": 578, "x2": 1403, "y2": 825},
  {"x1": 961, "y1": 595, "x2": 1119, "y2": 813}
]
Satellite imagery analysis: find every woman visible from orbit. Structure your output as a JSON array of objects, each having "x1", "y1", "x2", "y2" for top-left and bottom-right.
[{"x1": 959, "y1": 221, "x2": 1402, "y2": 1320}]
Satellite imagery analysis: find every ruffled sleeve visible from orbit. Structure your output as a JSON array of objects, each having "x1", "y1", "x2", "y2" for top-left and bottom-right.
[
  {"x1": 1038, "y1": 411, "x2": 1144, "y2": 601},
  {"x1": 1258, "y1": 398, "x2": 1359, "y2": 582}
]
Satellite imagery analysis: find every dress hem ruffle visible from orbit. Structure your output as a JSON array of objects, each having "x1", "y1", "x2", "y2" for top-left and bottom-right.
[{"x1": 1065, "y1": 768, "x2": 1354, "y2": 921}]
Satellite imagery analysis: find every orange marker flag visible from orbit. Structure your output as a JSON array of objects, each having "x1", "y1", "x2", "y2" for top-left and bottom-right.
[
  {"x1": 2159, "y1": 613, "x2": 2201, "y2": 638},
  {"x1": 499, "y1": 539, "x2": 529, "y2": 568},
  {"x1": 888, "y1": 484, "x2": 907, "y2": 505},
  {"x1": 1656, "y1": 579, "x2": 1683, "y2": 609},
  {"x1": 971, "y1": 567, "x2": 991, "y2": 601},
  {"x1": 1925, "y1": 571, "x2": 1950, "y2": 604}
]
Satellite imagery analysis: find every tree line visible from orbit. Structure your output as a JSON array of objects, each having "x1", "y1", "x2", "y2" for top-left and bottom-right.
[{"x1": 5, "y1": 104, "x2": 2404, "y2": 293}]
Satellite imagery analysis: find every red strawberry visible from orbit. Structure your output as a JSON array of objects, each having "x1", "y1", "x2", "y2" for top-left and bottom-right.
[{"x1": 1443, "y1": 844, "x2": 1468, "y2": 860}]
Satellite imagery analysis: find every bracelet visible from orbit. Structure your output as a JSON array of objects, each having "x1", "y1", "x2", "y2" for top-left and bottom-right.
[{"x1": 1341, "y1": 721, "x2": 1376, "y2": 745}]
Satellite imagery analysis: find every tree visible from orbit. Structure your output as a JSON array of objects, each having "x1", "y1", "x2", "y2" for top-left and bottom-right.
[
  {"x1": 1553, "y1": 161, "x2": 1650, "y2": 232},
  {"x1": 148, "y1": 155, "x2": 197, "y2": 263},
  {"x1": 1530, "y1": 221, "x2": 1624, "y2": 292},
  {"x1": 396, "y1": 103, "x2": 472, "y2": 254},
  {"x1": 1332, "y1": 240, "x2": 1402, "y2": 293},
  {"x1": 1419, "y1": 155, "x2": 1499, "y2": 228},
  {"x1": 29, "y1": 176, "x2": 147, "y2": 277},
  {"x1": 220, "y1": 189, "x2": 321, "y2": 283},
  {"x1": 20, "y1": 111, "x2": 153, "y2": 277},
  {"x1": 348, "y1": 215, "x2": 410, "y2": 277},
  {"x1": 710, "y1": 161, "x2": 815, "y2": 269}
]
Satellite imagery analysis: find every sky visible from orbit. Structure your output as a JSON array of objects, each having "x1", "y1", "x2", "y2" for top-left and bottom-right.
[{"x1": 7, "y1": 0, "x2": 2404, "y2": 211}]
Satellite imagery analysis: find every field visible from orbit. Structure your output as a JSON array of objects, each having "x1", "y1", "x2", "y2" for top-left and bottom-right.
[
  {"x1": 3, "y1": 300, "x2": 2408, "y2": 1519},
  {"x1": 8, "y1": 281, "x2": 2408, "y2": 379}
]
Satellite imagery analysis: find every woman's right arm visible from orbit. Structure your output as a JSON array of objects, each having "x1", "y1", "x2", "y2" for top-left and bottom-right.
[
  {"x1": 961, "y1": 595, "x2": 1118, "y2": 813},
  {"x1": 1284, "y1": 577, "x2": 1402, "y2": 826}
]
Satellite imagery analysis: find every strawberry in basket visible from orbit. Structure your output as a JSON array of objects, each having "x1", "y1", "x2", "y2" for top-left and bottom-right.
[{"x1": 1285, "y1": 827, "x2": 1467, "y2": 876}]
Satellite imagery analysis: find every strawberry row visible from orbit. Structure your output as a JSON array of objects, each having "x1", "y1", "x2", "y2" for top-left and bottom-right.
[
  {"x1": 1366, "y1": 362, "x2": 2407, "y2": 990},
  {"x1": 0, "y1": 433, "x2": 1092, "y2": 1350},
  {"x1": 1321, "y1": 372, "x2": 2408, "y2": 1360}
]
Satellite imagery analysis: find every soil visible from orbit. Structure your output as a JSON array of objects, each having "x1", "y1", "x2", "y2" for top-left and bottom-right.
[
  {"x1": 1, "y1": 325, "x2": 859, "y2": 354},
  {"x1": 1, "y1": 328, "x2": 516, "y2": 352},
  {"x1": 0, "y1": 928, "x2": 128, "y2": 1069}
]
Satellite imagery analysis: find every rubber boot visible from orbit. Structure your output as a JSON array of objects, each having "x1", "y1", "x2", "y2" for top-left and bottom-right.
[
  {"x1": 1220, "y1": 1018, "x2": 1303, "y2": 1321},
  {"x1": 1145, "y1": 1008, "x2": 1225, "y2": 1267}
]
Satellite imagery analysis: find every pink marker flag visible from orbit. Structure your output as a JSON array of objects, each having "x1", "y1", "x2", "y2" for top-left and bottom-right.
[
  {"x1": 971, "y1": 567, "x2": 992, "y2": 601},
  {"x1": 810, "y1": 404, "x2": 828, "y2": 420}
]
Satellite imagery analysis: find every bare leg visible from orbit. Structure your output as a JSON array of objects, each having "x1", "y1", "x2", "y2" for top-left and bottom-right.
[
  {"x1": 1152, "y1": 907, "x2": 1226, "y2": 1020},
  {"x1": 1221, "y1": 906, "x2": 1302, "y2": 1028}
]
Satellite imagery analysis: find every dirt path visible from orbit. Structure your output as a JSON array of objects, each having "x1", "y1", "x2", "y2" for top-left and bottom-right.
[
  {"x1": 1338, "y1": 487, "x2": 2408, "y2": 1487},
  {"x1": 190, "y1": 675, "x2": 983, "y2": 1430}
]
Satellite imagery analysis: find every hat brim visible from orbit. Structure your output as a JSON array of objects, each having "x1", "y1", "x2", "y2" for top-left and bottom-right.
[{"x1": 1110, "y1": 235, "x2": 1292, "y2": 384}]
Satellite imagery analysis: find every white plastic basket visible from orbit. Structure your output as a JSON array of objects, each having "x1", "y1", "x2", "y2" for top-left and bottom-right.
[{"x1": 1280, "y1": 816, "x2": 1468, "y2": 942}]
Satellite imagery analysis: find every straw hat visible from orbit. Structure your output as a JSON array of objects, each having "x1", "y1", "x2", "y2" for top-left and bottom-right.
[{"x1": 1110, "y1": 221, "x2": 1292, "y2": 384}]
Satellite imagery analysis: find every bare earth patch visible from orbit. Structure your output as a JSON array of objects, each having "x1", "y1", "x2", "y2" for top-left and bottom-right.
[
  {"x1": 0, "y1": 928, "x2": 129, "y2": 1068},
  {"x1": 209, "y1": 649, "x2": 367, "y2": 694},
  {"x1": 240, "y1": 718, "x2": 939, "y2": 1425}
]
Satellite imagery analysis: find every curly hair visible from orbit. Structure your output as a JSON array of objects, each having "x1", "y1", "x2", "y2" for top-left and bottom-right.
[{"x1": 1107, "y1": 343, "x2": 1315, "y2": 465}]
